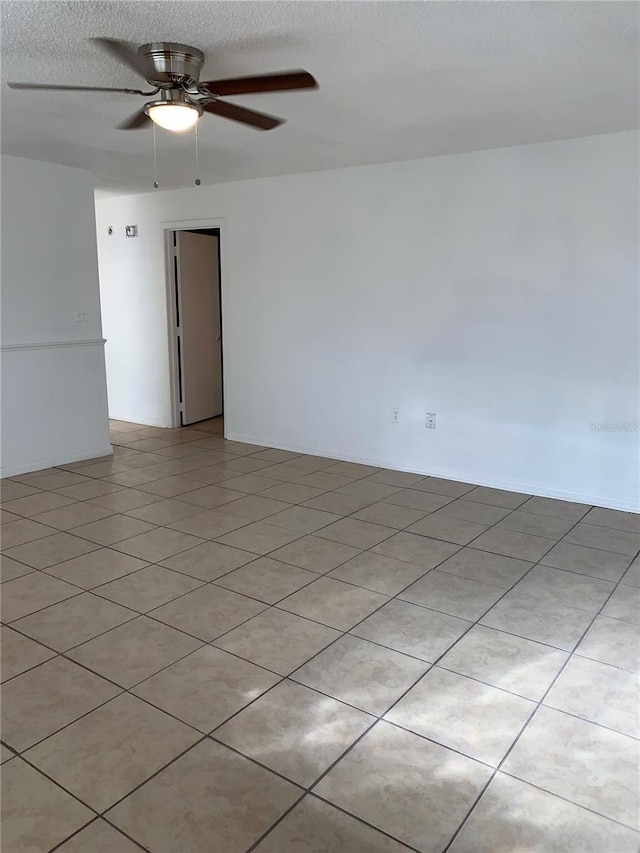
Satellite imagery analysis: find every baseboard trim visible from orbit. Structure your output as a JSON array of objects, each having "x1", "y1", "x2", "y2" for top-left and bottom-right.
[
  {"x1": 1, "y1": 444, "x2": 114, "y2": 479},
  {"x1": 226, "y1": 431, "x2": 639, "y2": 513},
  {"x1": 109, "y1": 414, "x2": 169, "y2": 428}
]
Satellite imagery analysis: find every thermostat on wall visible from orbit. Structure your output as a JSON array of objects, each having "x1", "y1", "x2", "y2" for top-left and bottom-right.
[{"x1": 125, "y1": 225, "x2": 138, "y2": 238}]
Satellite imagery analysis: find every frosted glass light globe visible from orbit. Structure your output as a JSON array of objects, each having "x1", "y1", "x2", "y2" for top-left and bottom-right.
[{"x1": 148, "y1": 103, "x2": 199, "y2": 132}]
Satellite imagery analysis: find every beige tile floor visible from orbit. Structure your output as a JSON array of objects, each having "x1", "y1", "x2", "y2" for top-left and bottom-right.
[{"x1": 1, "y1": 417, "x2": 640, "y2": 852}]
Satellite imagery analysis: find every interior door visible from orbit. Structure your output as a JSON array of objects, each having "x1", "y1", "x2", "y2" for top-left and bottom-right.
[{"x1": 175, "y1": 231, "x2": 222, "y2": 424}]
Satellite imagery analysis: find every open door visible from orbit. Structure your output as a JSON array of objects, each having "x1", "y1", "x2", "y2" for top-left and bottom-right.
[{"x1": 175, "y1": 231, "x2": 222, "y2": 424}]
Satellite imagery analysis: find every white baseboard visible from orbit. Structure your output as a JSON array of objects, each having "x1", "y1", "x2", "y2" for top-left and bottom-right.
[
  {"x1": 1, "y1": 444, "x2": 114, "y2": 479},
  {"x1": 109, "y1": 414, "x2": 169, "y2": 428},
  {"x1": 226, "y1": 431, "x2": 639, "y2": 514}
]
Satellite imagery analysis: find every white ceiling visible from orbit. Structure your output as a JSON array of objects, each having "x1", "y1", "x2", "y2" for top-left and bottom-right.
[{"x1": 1, "y1": 1, "x2": 638, "y2": 195}]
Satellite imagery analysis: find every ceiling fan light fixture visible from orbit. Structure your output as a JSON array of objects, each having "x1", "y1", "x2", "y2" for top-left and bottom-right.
[
  {"x1": 9, "y1": 40, "x2": 317, "y2": 133},
  {"x1": 147, "y1": 101, "x2": 200, "y2": 132}
]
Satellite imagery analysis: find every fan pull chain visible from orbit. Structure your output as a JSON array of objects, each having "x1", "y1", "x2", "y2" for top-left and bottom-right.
[
  {"x1": 194, "y1": 122, "x2": 201, "y2": 187},
  {"x1": 153, "y1": 123, "x2": 159, "y2": 189}
]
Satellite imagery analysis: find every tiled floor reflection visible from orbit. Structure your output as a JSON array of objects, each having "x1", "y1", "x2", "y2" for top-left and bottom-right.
[{"x1": 1, "y1": 416, "x2": 639, "y2": 852}]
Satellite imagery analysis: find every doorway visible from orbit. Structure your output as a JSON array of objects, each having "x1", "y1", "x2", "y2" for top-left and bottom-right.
[{"x1": 166, "y1": 226, "x2": 223, "y2": 427}]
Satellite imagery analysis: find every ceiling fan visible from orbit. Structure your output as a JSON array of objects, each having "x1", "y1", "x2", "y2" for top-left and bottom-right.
[{"x1": 8, "y1": 39, "x2": 318, "y2": 132}]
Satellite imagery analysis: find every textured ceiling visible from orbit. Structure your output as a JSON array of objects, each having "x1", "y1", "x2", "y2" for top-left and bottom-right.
[{"x1": 1, "y1": 1, "x2": 638, "y2": 195}]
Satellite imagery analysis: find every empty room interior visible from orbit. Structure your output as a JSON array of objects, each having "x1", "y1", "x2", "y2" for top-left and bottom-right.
[{"x1": 1, "y1": 1, "x2": 639, "y2": 852}]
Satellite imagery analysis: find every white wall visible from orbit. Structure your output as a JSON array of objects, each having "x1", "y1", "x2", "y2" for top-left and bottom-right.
[
  {"x1": 95, "y1": 131, "x2": 639, "y2": 511},
  {"x1": 1, "y1": 155, "x2": 111, "y2": 476}
]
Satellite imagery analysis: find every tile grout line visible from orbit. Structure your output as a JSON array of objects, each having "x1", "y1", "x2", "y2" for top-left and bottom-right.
[
  {"x1": 0, "y1": 477, "x2": 489, "y2": 851},
  {"x1": 3, "y1": 471, "x2": 633, "y2": 703},
  {"x1": 3, "y1": 567, "x2": 362, "y2": 772},
  {"x1": 240, "y1": 791, "x2": 309, "y2": 853},
  {"x1": 22, "y1": 731, "x2": 212, "y2": 851},
  {"x1": 247, "y1": 788, "x2": 422, "y2": 853},
  {"x1": 270, "y1": 509, "x2": 612, "y2": 848},
  {"x1": 304, "y1": 532, "x2": 640, "y2": 848},
  {"x1": 5, "y1": 465, "x2": 635, "y2": 577},
  {"x1": 440, "y1": 539, "x2": 640, "y2": 852},
  {"x1": 4, "y1": 615, "x2": 270, "y2": 752},
  {"x1": 2, "y1": 486, "x2": 411, "y2": 655},
  {"x1": 48, "y1": 814, "x2": 150, "y2": 853},
  {"x1": 3, "y1": 427, "x2": 639, "y2": 852},
  {"x1": 245, "y1": 494, "x2": 556, "y2": 684},
  {"x1": 3, "y1": 483, "x2": 637, "y2": 687},
  {"x1": 219, "y1": 499, "x2": 568, "y2": 851}
]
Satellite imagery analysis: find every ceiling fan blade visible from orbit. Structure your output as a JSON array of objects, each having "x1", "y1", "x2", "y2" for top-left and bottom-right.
[
  {"x1": 117, "y1": 108, "x2": 151, "y2": 130},
  {"x1": 200, "y1": 70, "x2": 317, "y2": 97},
  {"x1": 202, "y1": 99, "x2": 284, "y2": 130},
  {"x1": 8, "y1": 82, "x2": 146, "y2": 94},
  {"x1": 92, "y1": 37, "x2": 150, "y2": 80}
]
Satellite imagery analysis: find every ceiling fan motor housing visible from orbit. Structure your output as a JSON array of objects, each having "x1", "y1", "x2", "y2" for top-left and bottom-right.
[
  {"x1": 143, "y1": 88, "x2": 204, "y2": 119},
  {"x1": 138, "y1": 42, "x2": 204, "y2": 87}
]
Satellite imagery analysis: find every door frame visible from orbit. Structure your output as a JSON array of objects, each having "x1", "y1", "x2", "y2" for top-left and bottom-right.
[{"x1": 161, "y1": 217, "x2": 226, "y2": 430}]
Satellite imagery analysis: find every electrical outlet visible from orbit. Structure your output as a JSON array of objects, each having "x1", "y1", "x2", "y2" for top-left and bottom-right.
[
  {"x1": 392, "y1": 409, "x2": 400, "y2": 424},
  {"x1": 74, "y1": 311, "x2": 89, "y2": 323},
  {"x1": 425, "y1": 412, "x2": 437, "y2": 430}
]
